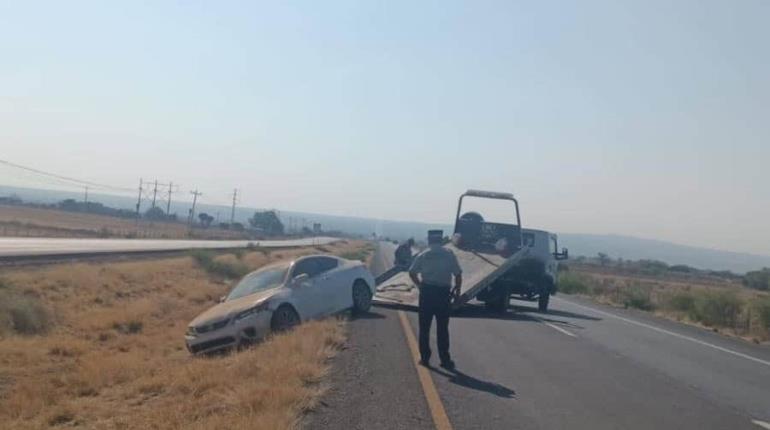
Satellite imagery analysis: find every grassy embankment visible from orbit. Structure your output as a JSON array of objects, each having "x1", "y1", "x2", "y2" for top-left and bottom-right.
[
  {"x1": 0, "y1": 240, "x2": 368, "y2": 429},
  {"x1": 559, "y1": 266, "x2": 770, "y2": 343}
]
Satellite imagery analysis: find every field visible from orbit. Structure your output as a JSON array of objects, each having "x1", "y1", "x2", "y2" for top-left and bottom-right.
[
  {"x1": 0, "y1": 204, "x2": 249, "y2": 240},
  {"x1": 560, "y1": 263, "x2": 770, "y2": 342},
  {"x1": 0, "y1": 240, "x2": 370, "y2": 429}
]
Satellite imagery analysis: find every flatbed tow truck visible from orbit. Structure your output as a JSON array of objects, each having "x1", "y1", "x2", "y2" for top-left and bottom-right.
[{"x1": 375, "y1": 190, "x2": 532, "y2": 310}]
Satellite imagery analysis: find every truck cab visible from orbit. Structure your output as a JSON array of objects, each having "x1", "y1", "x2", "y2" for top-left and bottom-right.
[{"x1": 522, "y1": 229, "x2": 569, "y2": 288}]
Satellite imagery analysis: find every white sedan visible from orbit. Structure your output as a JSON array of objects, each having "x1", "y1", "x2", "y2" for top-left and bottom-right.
[{"x1": 185, "y1": 254, "x2": 376, "y2": 354}]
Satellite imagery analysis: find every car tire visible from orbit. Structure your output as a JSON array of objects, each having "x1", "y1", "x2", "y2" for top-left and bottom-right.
[
  {"x1": 352, "y1": 280, "x2": 372, "y2": 315},
  {"x1": 271, "y1": 305, "x2": 300, "y2": 332},
  {"x1": 538, "y1": 293, "x2": 550, "y2": 312}
]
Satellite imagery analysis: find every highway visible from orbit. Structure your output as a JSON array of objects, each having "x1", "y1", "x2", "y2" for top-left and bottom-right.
[
  {"x1": 308, "y1": 241, "x2": 770, "y2": 430},
  {"x1": 0, "y1": 236, "x2": 339, "y2": 257}
]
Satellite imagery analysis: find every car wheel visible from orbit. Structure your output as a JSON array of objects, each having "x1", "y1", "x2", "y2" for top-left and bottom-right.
[
  {"x1": 271, "y1": 305, "x2": 300, "y2": 332},
  {"x1": 352, "y1": 280, "x2": 372, "y2": 314}
]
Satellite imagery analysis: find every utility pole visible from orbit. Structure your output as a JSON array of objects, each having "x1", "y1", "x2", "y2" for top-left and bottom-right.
[
  {"x1": 151, "y1": 179, "x2": 158, "y2": 209},
  {"x1": 135, "y1": 178, "x2": 143, "y2": 220},
  {"x1": 188, "y1": 189, "x2": 202, "y2": 226},
  {"x1": 166, "y1": 181, "x2": 173, "y2": 216},
  {"x1": 83, "y1": 186, "x2": 89, "y2": 206},
  {"x1": 230, "y1": 188, "x2": 239, "y2": 224}
]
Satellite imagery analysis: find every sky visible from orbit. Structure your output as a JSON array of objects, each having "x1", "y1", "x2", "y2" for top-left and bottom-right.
[{"x1": 1, "y1": 0, "x2": 768, "y2": 255}]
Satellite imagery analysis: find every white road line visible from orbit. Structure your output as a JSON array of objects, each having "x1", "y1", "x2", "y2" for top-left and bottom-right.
[
  {"x1": 752, "y1": 419, "x2": 770, "y2": 429},
  {"x1": 554, "y1": 297, "x2": 770, "y2": 368},
  {"x1": 531, "y1": 315, "x2": 577, "y2": 338}
]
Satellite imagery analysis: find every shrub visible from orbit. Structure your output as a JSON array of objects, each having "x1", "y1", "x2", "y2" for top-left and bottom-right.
[
  {"x1": 340, "y1": 250, "x2": 369, "y2": 262},
  {"x1": 690, "y1": 291, "x2": 742, "y2": 327},
  {"x1": 189, "y1": 250, "x2": 249, "y2": 279},
  {"x1": 754, "y1": 297, "x2": 770, "y2": 330},
  {"x1": 558, "y1": 273, "x2": 590, "y2": 294},
  {"x1": 0, "y1": 283, "x2": 52, "y2": 335},
  {"x1": 189, "y1": 249, "x2": 214, "y2": 267},
  {"x1": 744, "y1": 268, "x2": 770, "y2": 291},
  {"x1": 113, "y1": 320, "x2": 143, "y2": 334},
  {"x1": 666, "y1": 291, "x2": 696, "y2": 313},
  {"x1": 622, "y1": 285, "x2": 655, "y2": 311}
]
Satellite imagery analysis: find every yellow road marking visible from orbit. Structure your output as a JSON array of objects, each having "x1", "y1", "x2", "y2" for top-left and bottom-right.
[{"x1": 397, "y1": 310, "x2": 453, "y2": 430}]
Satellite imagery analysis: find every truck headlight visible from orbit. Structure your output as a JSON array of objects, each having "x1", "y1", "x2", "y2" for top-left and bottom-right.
[{"x1": 234, "y1": 301, "x2": 270, "y2": 322}]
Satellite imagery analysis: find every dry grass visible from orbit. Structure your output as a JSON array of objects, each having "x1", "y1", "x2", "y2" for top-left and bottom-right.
[
  {"x1": 0, "y1": 204, "x2": 249, "y2": 239},
  {"x1": 0, "y1": 240, "x2": 367, "y2": 429},
  {"x1": 563, "y1": 265, "x2": 770, "y2": 342}
]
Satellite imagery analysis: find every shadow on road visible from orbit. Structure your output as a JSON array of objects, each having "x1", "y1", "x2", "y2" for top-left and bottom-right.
[
  {"x1": 451, "y1": 304, "x2": 532, "y2": 321},
  {"x1": 351, "y1": 310, "x2": 386, "y2": 320},
  {"x1": 431, "y1": 367, "x2": 516, "y2": 398}
]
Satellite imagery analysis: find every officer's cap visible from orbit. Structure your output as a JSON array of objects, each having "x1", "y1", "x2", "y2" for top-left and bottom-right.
[{"x1": 427, "y1": 229, "x2": 443, "y2": 243}]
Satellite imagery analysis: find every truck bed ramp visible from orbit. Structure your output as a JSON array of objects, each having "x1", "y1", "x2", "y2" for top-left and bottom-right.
[{"x1": 374, "y1": 244, "x2": 529, "y2": 308}]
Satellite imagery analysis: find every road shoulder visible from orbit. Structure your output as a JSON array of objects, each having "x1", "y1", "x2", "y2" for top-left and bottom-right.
[{"x1": 304, "y1": 307, "x2": 434, "y2": 430}]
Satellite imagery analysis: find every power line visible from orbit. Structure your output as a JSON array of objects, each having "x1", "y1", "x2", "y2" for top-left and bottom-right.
[{"x1": 0, "y1": 158, "x2": 134, "y2": 192}]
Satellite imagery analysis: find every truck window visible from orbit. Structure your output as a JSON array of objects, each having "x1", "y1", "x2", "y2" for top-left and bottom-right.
[
  {"x1": 523, "y1": 233, "x2": 535, "y2": 247},
  {"x1": 550, "y1": 236, "x2": 558, "y2": 255}
]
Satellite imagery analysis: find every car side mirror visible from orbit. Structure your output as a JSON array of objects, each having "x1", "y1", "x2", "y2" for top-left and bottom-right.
[
  {"x1": 556, "y1": 248, "x2": 569, "y2": 261},
  {"x1": 291, "y1": 273, "x2": 310, "y2": 287}
]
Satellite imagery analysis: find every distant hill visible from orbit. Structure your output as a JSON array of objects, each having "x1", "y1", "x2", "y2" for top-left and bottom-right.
[
  {"x1": 558, "y1": 233, "x2": 770, "y2": 274},
  {"x1": 2, "y1": 185, "x2": 768, "y2": 273}
]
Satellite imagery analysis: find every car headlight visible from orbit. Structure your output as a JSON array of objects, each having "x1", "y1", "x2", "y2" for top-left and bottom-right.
[
  {"x1": 186, "y1": 326, "x2": 197, "y2": 337},
  {"x1": 234, "y1": 301, "x2": 270, "y2": 322}
]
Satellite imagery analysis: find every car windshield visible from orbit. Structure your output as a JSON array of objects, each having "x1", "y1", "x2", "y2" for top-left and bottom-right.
[{"x1": 226, "y1": 264, "x2": 288, "y2": 301}]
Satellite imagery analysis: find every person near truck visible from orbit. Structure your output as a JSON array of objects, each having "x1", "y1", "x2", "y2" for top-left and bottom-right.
[
  {"x1": 408, "y1": 230, "x2": 462, "y2": 370},
  {"x1": 394, "y1": 238, "x2": 415, "y2": 268}
]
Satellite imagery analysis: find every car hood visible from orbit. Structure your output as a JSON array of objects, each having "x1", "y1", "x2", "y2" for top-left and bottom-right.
[{"x1": 189, "y1": 288, "x2": 280, "y2": 327}]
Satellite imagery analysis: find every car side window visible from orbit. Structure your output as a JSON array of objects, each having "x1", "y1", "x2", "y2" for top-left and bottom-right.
[
  {"x1": 316, "y1": 257, "x2": 338, "y2": 274},
  {"x1": 292, "y1": 259, "x2": 319, "y2": 278},
  {"x1": 550, "y1": 237, "x2": 558, "y2": 255}
]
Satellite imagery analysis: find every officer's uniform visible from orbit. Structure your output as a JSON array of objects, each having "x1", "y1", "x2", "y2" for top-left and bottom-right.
[{"x1": 409, "y1": 236, "x2": 462, "y2": 365}]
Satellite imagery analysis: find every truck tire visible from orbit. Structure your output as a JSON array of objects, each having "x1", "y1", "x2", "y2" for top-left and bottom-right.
[
  {"x1": 538, "y1": 293, "x2": 550, "y2": 312},
  {"x1": 484, "y1": 285, "x2": 509, "y2": 313}
]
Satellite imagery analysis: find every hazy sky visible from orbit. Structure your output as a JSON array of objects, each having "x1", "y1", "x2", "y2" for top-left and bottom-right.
[{"x1": 1, "y1": 1, "x2": 768, "y2": 255}]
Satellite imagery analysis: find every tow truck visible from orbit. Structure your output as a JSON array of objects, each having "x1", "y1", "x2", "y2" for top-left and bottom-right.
[{"x1": 374, "y1": 190, "x2": 568, "y2": 312}]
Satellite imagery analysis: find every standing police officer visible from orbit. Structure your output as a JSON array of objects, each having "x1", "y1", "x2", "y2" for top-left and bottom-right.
[{"x1": 409, "y1": 230, "x2": 462, "y2": 369}]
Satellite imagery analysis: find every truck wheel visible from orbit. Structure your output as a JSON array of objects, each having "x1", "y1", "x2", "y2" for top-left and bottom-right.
[
  {"x1": 485, "y1": 287, "x2": 509, "y2": 313},
  {"x1": 538, "y1": 293, "x2": 550, "y2": 313}
]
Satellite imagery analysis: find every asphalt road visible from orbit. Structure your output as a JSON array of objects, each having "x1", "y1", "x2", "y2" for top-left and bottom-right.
[
  {"x1": 308, "y1": 242, "x2": 770, "y2": 430},
  {"x1": 0, "y1": 236, "x2": 339, "y2": 257}
]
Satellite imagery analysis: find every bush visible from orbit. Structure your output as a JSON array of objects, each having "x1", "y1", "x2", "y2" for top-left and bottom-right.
[
  {"x1": 189, "y1": 250, "x2": 249, "y2": 279},
  {"x1": 754, "y1": 297, "x2": 770, "y2": 330},
  {"x1": 113, "y1": 320, "x2": 143, "y2": 334},
  {"x1": 690, "y1": 291, "x2": 742, "y2": 327},
  {"x1": 666, "y1": 291, "x2": 696, "y2": 313},
  {"x1": 558, "y1": 273, "x2": 590, "y2": 294},
  {"x1": 340, "y1": 250, "x2": 369, "y2": 262},
  {"x1": 744, "y1": 268, "x2": 770, "y2": 291},
  {"x1": 0, "y1": 282, "x2": 52, "y2": 335},
  {"x1": 622, "y1": 285, "x2": 655, "y2": 311}
]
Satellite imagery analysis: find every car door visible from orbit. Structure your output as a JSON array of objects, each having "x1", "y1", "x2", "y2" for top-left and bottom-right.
[
  {"x1": 312, "y1": 257, "x2": 347, "y2": 313},
  {"x1": 288, "y1": 258, "x2": 326, "y2": 319}
]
